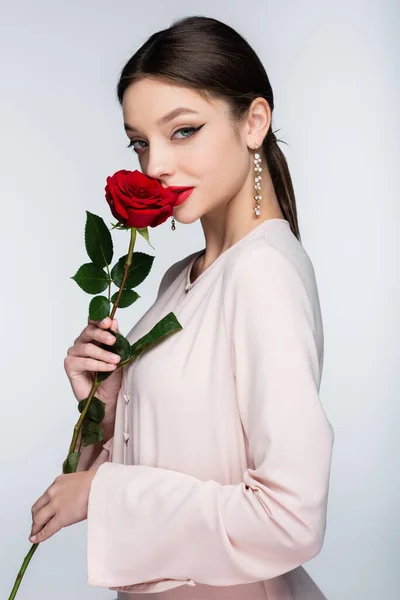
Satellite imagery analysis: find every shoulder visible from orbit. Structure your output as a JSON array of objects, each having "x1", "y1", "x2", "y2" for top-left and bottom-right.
[{"x1": 223, "y1": 222, "x2": 322, "y2": 330}]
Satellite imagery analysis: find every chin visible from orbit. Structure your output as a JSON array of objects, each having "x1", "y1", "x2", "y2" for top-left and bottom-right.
[
  {"x1": 172, "y1": 202, "x2": 201, "y2": 225},
  {"x1": 172, "y1": 212, "x2": 200, "y2": 225}
]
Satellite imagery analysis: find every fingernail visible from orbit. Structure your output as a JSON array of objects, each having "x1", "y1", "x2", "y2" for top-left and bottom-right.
[
  {"x1": 101, "y1": 318, "x2": 109, "y2": 325},
  {"x1": 29, "y1": 535, "x2": 36, "y2": 542}
]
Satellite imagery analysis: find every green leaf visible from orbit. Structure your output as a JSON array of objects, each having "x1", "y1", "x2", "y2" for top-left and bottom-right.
[
  {"x1": 85, "y1": 211, "x2": 113, "y2": 267},
  {"x1": 77, "y1": 396, "x2": 106, "y2": 423},
  {"x1": 82, "y1": 421, "x2": 104, "y2": 447},
  {"x1": 130, "y1": 312, "x2": 183, "y2": 358},
  {"x1": 62, "y1": 451, "x2": 81, "y2": 474},
  {"x1": 99, "y1": 329, "x2": 131, "y2": 361},
  {"x1": 110, "y1": 289, "x2": 140, "y2": 308},
  {"x1": 137, "y1": 227, "x2": 155, "y2": 250},
  {"x1": 96, "y1": 369, "x2": 113, "y2": 383},
  {"x1": 89, "y1": 295, "x2": 110, "y2": 320},
  {"x1": 71, "y1": 263, "x2": 109, "y2": 294},
  {"x1": 111, "y1": 252, "x2": 154, "y2": 290},
  {"x1": 96, "y1": 329, "x2": 131, "y2": 383}
]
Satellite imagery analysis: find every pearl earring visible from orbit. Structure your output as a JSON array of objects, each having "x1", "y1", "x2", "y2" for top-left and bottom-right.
[{"x1": 253, "y1": 143, "x2": 262, "y2": 217}]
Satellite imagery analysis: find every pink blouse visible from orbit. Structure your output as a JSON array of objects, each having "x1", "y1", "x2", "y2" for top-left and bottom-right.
[{"x1": 80, "y1": 218, "x2": 334, "y2": 599}]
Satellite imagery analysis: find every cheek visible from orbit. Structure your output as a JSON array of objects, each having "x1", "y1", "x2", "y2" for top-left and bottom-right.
[
  {"x1": 180, "y1": 128, "x2": 249, "y2": 204},
  {"x1": 194, "y1": 133, "x2": 240, "y2": 181},
  {"x1": 183, "y1": 135, "x2": 219, "y2": 177},
  {"x1": 206, "y1": 143, "x2": 249, "y2": 197}
]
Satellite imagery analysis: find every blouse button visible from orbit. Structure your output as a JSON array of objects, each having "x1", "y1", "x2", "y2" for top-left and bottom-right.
[
  {"x1": 186, "y1": 579, "x2": 196, "y2": 586},
  {"x1": 123, "y1": 432, "x2": 129, "y2": 442},
  {"x1": 123, "y1": 392, "x2": 130, "y2": 404}
]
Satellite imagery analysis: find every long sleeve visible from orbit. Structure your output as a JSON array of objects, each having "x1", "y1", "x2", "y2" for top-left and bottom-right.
[{"x1": 86, "y1": 242, "x2": 334, "y2": 589}]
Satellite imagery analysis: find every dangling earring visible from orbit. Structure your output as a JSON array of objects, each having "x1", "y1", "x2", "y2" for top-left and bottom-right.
[
  {"x1": 253, "y1": 143, "x2": 262, "y2": 217},
  {"x1": 171, "y1": 215, "x2": 176, "y2": 231}
]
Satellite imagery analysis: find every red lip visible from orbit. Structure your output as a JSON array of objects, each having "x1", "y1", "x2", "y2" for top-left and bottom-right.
[
  {"x1": 167, "y1": 186, "x2": 194, "y2": 191},
  {"x1": 173, "y1": 188, "x2": 194, "y2": 206}
]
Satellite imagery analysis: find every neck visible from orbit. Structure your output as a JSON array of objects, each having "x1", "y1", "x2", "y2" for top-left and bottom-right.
[{"x1": 197, "y1": 166, "x2": 283, "y2": 274}]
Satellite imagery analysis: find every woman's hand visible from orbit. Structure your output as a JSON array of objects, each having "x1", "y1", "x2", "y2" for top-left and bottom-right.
[
  {"x1": 29, "y1": 470, "x2": 97, "y2": 544},
  {"x1": 64, "y1": 316, "x2": 123, "y2": 425}
]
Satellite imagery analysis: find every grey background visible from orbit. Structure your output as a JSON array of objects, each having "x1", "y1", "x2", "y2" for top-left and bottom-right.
[{"x1": 1, "y1": 1, "x2": 399, "y2": 598}]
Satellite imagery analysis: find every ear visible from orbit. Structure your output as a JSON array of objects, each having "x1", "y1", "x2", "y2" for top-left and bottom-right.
[{"x1": 245, "y1": 97, "x2": 271, "y2": 149}]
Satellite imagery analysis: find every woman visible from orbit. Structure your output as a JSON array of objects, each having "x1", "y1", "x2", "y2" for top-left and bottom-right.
[{"x1": 30, "y1": 15, "x2": 334, "y2": 600}]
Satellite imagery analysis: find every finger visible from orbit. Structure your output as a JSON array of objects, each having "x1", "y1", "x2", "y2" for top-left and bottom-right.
[
  {"x1": 82, "y1": 317, "x2": 112, "y2": 345},
  {"x1": 88, "y1": 316, "x2": 112, "y2": 328},
  {"x1": 80, "y1": 323, "x2": 117, "y2": 346},
  {"x1": 68, "y1": 341, "x2": 121, "y2": 365},
  {"x1": 64, "y1": 354, "x2": 119, "y2": 373},
  {"x1": 67, "y1": 333, "x2": 114, "y2": 360},
  {"x1": 76, "y1": 319, "x2": 110, "y2": 346},
  {"x1": 31, "y1": 491, "x2": 51, "y2": 515},
  {"x1": 30, "y1": 516, "x2": 62, "y2": 544},
  {"x1": 31, "y1": 503, "x2": 56, "y2": 537}
]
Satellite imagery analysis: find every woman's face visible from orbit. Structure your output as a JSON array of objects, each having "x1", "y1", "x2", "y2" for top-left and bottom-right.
[{"x1": 122, "y1": 77, "x2": 253, "y2": 224}]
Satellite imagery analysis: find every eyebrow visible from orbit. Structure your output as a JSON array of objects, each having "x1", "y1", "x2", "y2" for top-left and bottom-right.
[{"x1": 124, "y1": 107, "x2": 200, "y2": 132}]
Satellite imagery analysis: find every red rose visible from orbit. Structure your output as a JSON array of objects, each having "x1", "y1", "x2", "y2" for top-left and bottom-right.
[{"x1": 105, "y1": 169, "x2": 180, "y2": 228}]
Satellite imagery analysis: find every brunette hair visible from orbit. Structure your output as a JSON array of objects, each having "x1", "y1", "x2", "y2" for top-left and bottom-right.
[{"x1": 116, "y1": 15, "x2": 301, "y2": 241}]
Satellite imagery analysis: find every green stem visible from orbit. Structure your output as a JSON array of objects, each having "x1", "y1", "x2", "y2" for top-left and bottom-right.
[
  {"x1": 109, "y1": 227, "x2": 137, "y2": 320},
  {"x1": 7, "y1": 226, "x2": 138, "y2": 600},
  {"x1": 8, "y1": 543, "x2": 39, "y2": 600},
  {"x1": 70, "y1": 226, "x2": 137, "y2": 455}
]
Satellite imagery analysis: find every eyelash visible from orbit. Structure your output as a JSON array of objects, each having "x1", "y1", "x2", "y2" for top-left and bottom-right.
[{"x1": 126, "y1": 124, "x2": 205, "y2": 154}]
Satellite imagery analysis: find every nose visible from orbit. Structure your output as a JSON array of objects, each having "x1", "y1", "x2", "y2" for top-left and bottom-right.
[{"x1": 144, "y1": 144, "x2": 176, "y2": 183}]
